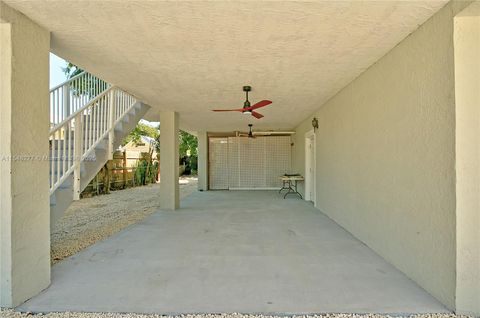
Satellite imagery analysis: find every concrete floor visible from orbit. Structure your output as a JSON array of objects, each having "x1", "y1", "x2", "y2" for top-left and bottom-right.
[{"x1": 19, "y1": 191, "x2": 449, "y2": 314}]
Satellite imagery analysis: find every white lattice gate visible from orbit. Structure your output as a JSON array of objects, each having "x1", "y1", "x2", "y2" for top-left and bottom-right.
[{"x1": 209, "y1": 136, "x2": 292, "y2": 190}]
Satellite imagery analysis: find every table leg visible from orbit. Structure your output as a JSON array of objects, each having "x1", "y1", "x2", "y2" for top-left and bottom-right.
[
  {"x1": 279, "y1": 180, "x2": 290, "y2": 193},
  {"x1": 284, "y1": 179, "x2": 303, "y2": 199},
  {"x1": 294, "y1": 180, "x2": 302, "y2": 199}
]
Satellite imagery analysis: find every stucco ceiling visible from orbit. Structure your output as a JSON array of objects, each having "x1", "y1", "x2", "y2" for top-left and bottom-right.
[{"x1": 6, "y1": 0, "x2": 447, "y2": 132}]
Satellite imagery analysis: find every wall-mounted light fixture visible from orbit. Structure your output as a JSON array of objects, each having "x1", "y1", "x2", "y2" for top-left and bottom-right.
[{"x1": 312, "y1": 117, "x2": 319, "y2": 132}]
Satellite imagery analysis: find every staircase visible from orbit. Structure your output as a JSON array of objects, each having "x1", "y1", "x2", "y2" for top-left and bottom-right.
[{"x1": 49, "y1": 72, "x2": 150, "y2": 227}]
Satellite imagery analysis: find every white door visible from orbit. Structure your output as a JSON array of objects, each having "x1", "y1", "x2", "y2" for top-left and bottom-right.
[
  {"x1": 305, "y1": 132, "x2": 316, "y2": 204},
  {"x1": 209, "y1": 137, "x2": 229, "y2": 190}
]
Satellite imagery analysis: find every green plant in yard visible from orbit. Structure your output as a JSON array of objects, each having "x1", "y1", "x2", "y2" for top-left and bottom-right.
[
  {"x1": 133, "y1": 155, "x2": 159, "y2": 186},
  {"x1": 179, "y1": 130, "x2": 197, "y2": 158},
  {"x1": 149, "y1": 161, "x2": 159, "y2": 183},
  {"x1": 179, "y1": 131, "x2": 198, "y2": 175},
  {"x1": 134, "y1": 160, "x2": 148, "y2": 186}
]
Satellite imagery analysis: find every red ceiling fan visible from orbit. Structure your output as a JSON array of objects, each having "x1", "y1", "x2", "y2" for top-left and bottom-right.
[{"x1": 212, "y1": 86, "x2": 272, "y2": 119}]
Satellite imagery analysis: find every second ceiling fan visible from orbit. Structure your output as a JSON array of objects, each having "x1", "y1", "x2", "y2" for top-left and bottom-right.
[
  {"x1": 238, "y1": 124, "x2": 256, "y2": 138},
  {"x1": 212, "y1": 86, "x2": 272, "y2": 119}
]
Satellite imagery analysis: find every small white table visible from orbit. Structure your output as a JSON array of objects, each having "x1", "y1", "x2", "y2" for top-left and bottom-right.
[{"x1": 279, "y1": 175, "x2": 304, "y2": 199}]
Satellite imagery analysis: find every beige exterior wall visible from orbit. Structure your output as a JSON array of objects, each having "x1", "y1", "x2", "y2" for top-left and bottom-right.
[
  {"x1": 293, "y1": 1, "x2": 472, "y2": 310},
  {"x1": 454, "y1": 2, "x2": 480, "y2": 315},
  {"x1": 0, "y1": 2, "x2": 50, "y2": 307},
  {"x1": 121, "y1": 141, "x2": 159, "y2": 168}
]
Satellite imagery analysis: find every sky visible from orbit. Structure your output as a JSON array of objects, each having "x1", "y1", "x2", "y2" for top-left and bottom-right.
[{"x1": 49, "y1": 53, "x2": 68, "y2": 89}]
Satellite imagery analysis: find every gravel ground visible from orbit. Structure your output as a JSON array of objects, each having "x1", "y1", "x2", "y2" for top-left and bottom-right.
[
  {"x1": 51, "y1": 176, "x2": 198, "y2": 264},
  {"x1": 0, "y1": 310, "x2": 472, "y2": 318}
]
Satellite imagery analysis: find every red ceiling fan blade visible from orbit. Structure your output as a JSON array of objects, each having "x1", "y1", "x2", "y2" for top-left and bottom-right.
[
  {"x1": 246, "y1": 100, "x2": 272, "y2": 111},
  {"x1": 212, "y1": 108, "x2": 244, "y2": 112},
  {"x1": 251, "y1": 111, "x2": 264, "y2": 119}
]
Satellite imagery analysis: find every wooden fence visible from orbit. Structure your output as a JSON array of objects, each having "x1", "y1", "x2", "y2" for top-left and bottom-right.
[{"x1": 81, "y1": 150, "x2": 159, "y2": 197}]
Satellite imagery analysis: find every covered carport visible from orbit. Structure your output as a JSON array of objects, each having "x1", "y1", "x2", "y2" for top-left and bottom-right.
[{"x1": 1, "y1": 0, "x2": 479, "y2": 316}]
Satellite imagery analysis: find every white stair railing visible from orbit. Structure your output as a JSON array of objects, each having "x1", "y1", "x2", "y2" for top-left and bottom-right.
[
  {"x1": 49, "y1": 75, "x2": 138, "y2": 196},
  {"x1": 50, "y1": 71, "x2": 109, "y2": 130}
]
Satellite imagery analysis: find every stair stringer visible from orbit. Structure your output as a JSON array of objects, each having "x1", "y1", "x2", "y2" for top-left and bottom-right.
[{"x1": 49, "y1": 102, "x2": 151, "y2": 227}]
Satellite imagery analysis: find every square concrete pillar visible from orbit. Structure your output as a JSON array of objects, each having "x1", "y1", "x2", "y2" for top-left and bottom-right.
[
  {"x1": 454, "y1": 4, "x2": 480, "y2": 315},
  {"x1": 0, "y1": 2, "x2": 51, "y2": 307},
  {"x1": 159, "y1": 111, "x2": 179, "y2": 209},
  {"x1": 197, "y1": 131, "x2": 208, "y2": 191}
]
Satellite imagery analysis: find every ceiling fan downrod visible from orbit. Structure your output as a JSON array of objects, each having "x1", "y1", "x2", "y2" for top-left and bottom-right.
[{"x1": 243, "y1": 86, "x2": 251, "y2": 114}]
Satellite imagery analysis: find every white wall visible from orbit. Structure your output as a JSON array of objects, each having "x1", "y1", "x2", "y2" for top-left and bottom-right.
[
  {"x1": 293, "y1": 1, "x2": 472, "y2": 310},
  {"x1": 454, "y1": 2, "x2": 480, "y2": 315},
  {"x1": 0, "y1": 1, "x2": 51, "y2": 307}
]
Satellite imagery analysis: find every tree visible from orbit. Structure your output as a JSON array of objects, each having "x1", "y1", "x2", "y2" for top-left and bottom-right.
[
  {"x1": 179, "y1": 131, "x2": 197, "y2": 158},
  {"x1": 63, "y1": 62, "x2": 83, "y2": 79},
  {"x1": 123, "y1": 123, "x2": 160, "y2": 149},
  {"x1": 179, "y1": 131, "x2": 198, "y2": 174},
  {"x1": 63, "y1": 62, "x2": 104, "y2": 98}
]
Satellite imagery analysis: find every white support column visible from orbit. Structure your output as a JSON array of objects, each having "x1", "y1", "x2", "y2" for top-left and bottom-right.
[
  {"x1": 0, "y1": 2, "x2": 50, "y2": 307},
  {"x1": 73, "y1": 113, "x2": 83, "y2": 201},
  {"x1": 62, "y1": 83, "x2": 70, "y2": 118},
  {"x1": 197, "y1": 131, "x2": 208, "y2": 191},
  {"x1": 159, "y1": 111, "x2": 179, "y2": 209}
]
